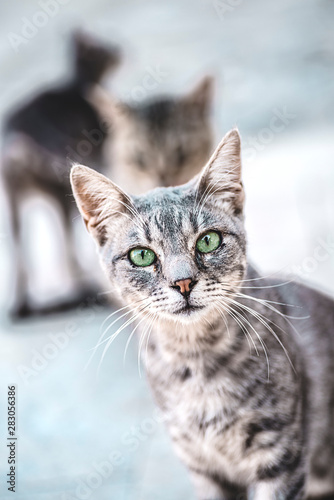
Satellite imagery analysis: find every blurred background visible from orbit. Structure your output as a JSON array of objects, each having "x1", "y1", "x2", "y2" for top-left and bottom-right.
[{"x1": 0, "y1": 0, "x2": 333, "y2": 498}]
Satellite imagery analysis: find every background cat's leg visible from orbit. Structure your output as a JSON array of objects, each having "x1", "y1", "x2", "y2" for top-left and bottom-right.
[
  {"x1": 191, "y1": 470, "x2": 247, "y2": 500},
  {"x1": 60, "y1": 199, "x2": 85, "y2": 282},
  {"x1": 5, "y1": 187, "x2": 30, "y2": 318},
  {"x1": 253, "y1": 471, "x2": 306, "y2": 500},
  {"x1": 2, "y1": 136, "x2": 41, "y2": 318},
  {"x1": 58, "y1": 196, "x2": 102, "y2": 303}
]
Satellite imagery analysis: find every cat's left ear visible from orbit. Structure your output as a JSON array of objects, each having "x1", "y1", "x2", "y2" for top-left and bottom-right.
[
  {"x1": 196, "y1": 128, "x2": 244, "y2": 215},
  {"x1": 183, "y1": 76, "x2": 214, "y2": 117},
  {"x1": 87, "y1": 86, "x2": 134, "y2": 133},
  {"x1": 70, "y1": 165, "x2": 134, "y2": 246}
]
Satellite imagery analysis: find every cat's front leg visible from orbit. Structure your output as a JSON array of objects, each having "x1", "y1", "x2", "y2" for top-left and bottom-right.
[
  {"x1": 191, "y1": 470, "x2": 247, "y2": 500},
  {"x1": 252, "y1": 472, "x2": 306, "y2": 500}
]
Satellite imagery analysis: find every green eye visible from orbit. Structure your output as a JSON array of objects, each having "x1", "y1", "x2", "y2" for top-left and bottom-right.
[
  {"x1": 196, "y1": 231, "x2": 221, "y2": 254},
  {"x1": 129, "y1": 248, "x2": 156, "y2": 267}
]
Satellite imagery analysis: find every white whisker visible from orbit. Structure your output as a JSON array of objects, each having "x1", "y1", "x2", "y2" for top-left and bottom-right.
[
  {"x1": 86, "y1": 298, "x2": 150, "y2": 369},
  {"x1": 123, "y1": 313, "x2": 150, "y2": 365},
  {"x1": 223, "y1": 294, "x2": 295, "y2": 374},
  {"x1": 138, "y1": 313, "x2": 156, "y2": 378},
  {"x1": 96, "y1": 304, "x2": 151, "y2": 376},
  {"x1": 218, "y1": 299, "x2": 270, "y2": 380}
]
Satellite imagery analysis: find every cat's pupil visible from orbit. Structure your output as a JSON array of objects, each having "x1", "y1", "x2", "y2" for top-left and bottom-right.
[
  {"x1": 205, "y1": 236, "x2": 210, "y2": 246},
  {"x1": 141, "y1": 250, "x2": 145, "y2": 259}
]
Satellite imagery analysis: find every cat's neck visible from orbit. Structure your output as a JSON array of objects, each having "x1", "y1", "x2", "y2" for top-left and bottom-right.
[{"x1": 145, "y1": 307, "x2": 242, "y2": 367}]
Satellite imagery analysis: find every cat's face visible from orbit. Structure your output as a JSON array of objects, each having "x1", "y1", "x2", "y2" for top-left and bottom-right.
[
  {"x1": 71, "y1": 130, "x2": 246, "y2": 325},
  {"x1": 105, "y1": 77, "x2": 214, "y2": 194}
]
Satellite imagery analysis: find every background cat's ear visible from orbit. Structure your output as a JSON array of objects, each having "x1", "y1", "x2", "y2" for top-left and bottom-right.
[
  {"x1": 183, "y1": 75, "x2": 214, "y2": 117},
  {"x1": 197, "y1": 128, "x2": 244, "y2": 214},
  {"x1": 70, "y1": 165, "x2": 134, "y2": 246},
  {"x1": 88, "y1": 86, "x2": 134, "y2": 133}
]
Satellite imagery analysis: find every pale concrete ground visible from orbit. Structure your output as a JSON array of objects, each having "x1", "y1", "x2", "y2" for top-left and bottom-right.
[{"x1": 0, "y1": 0, "x2": 334, "y2": 499}]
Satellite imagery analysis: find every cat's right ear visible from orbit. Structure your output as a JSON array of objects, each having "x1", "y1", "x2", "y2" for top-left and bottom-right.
[{"x1": 70, "y1": 165, "x2": 133, "y2": 246}]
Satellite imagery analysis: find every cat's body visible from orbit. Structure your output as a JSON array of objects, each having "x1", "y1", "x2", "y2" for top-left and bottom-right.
[
  {"x1": 144, "y1": 265, "x2": 334, "y2": 499},
  {"x1": 71, "y1": 130, "x2": 334, "y2": 499},
  {"x1": 2, "y1": 32, "x2": 120, "y2": 317}
]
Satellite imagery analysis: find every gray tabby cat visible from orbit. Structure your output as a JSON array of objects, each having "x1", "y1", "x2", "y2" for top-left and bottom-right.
[
  {"x1": 70, "y1": 129, "x2": 334, "y2": 500},
  {"x1": 90, "y1": 76, "x2": 214, "y2": 194}
]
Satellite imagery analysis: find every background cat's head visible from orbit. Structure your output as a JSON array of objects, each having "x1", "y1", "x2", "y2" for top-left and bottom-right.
[
  {"x1": 93, "y1": 76, "x2": 214, "y2": 194},
  {"x1": 71, "y1": 129, "x2": 246, "y2": 327},
  {"x1": 73, "y1": 30, "x2": 121, "y2": 86}
]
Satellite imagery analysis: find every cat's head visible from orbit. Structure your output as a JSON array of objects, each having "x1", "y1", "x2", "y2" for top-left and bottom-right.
[
  {"x1": 71, "y1": 129, "x2": 246, "y2": 326},
  {"x1": 93, "y1": 76, "x2": 214, "y2": 194},
  {"x1": 72, "y1": 31, "x2": 121, "y2": 85}
]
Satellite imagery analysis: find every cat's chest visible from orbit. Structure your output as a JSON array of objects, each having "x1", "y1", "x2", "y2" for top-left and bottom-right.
[
  {"x1": 145, "y1": 350, "x2": 241, "y2": 427},
  {"x1": 144, "y1": 346, "x2": 277, "y2": 483},
  {"x1": 146, "y1": 363, "x2": 264, "y2": 482}
]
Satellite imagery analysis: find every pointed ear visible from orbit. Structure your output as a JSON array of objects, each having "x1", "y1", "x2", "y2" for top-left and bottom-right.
[
  {"x1": 87, "y1": 86, "x2": 134, "y2": 133},
  {"x1": 70, "y1": 165, "x2": 134, "y2": 246},
  {"x1": 183, "y1": 76, "x2": 214, "y2": 117},
  {"x1": 72, "y1": 29, "x2": 92, "y2": 52},
  {"x1": 197, "y1": 128, "x2": 244, "y2": 215}
]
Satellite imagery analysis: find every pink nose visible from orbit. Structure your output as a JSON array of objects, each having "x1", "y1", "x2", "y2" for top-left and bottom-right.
[{"x1": 174, "y1": 278, "x2": 192, "y2": 295}]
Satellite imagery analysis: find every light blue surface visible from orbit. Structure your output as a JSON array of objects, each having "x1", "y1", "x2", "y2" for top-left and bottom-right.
[{"x1": 0, "y1": 309, "x2": 194, "y2": 499}]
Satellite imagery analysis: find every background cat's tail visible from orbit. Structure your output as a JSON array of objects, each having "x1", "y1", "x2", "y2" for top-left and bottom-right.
[{"x1": 72, "y1": 30, "x2": 121, "y2": 88}]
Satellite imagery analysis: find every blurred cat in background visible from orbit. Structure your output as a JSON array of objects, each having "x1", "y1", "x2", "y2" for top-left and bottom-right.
[
  {"x1": 91, "y1": 76, "x2": 214, "y2": 194},
  {"x1": 2, "y1": 31, "x2": 120, "y2": 318}
]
